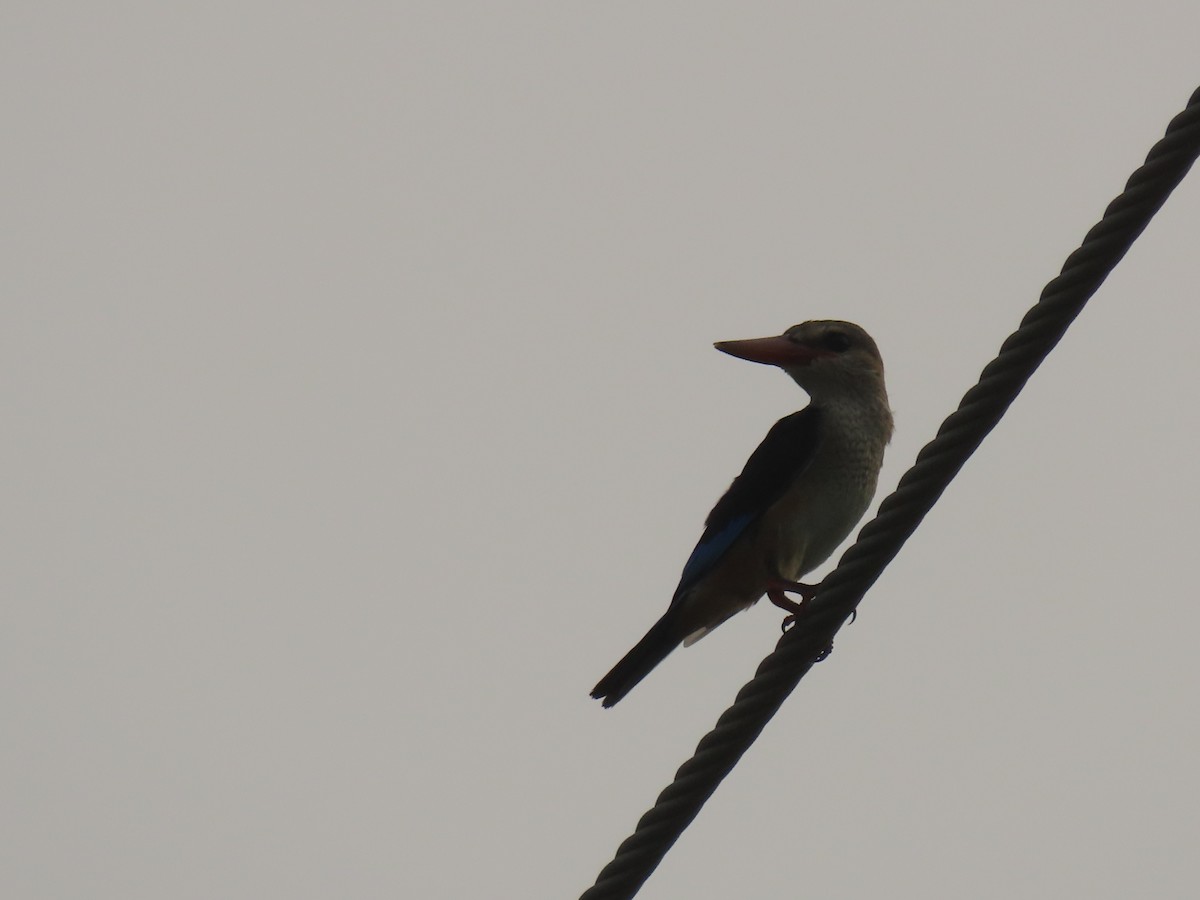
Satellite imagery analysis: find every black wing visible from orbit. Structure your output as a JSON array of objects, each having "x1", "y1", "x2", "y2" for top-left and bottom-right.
[{"x1": 674, "y1": 406, "x2": 822, "y2": 596}]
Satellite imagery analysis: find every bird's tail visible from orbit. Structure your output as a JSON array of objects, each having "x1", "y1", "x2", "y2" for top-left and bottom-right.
[{"x1": 590, "y1": 613, "x2": 682, "y2": 708}]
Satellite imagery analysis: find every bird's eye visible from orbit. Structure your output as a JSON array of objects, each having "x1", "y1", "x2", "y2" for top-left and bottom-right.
[{"x1": 823, "y1": 331, "x2": 851, "y2": 352}]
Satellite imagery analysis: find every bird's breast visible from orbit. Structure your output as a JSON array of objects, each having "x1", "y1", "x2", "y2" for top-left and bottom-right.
[{"x1": 760, "y1": 416, "x2": 886, "y2": 581}]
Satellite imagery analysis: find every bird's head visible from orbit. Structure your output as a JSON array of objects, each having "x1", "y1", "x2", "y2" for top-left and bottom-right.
[{"x1": 714, "y1": 320, "x2": 887, "y2": 402}]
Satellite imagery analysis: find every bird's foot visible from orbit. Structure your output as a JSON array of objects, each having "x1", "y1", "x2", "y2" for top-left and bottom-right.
[
  {"x1": 766, "y1": 579, "x2": 818, "y2": 634},
  {"x1": 767, "y1": 579, "x2": 851, "y2": 662}
]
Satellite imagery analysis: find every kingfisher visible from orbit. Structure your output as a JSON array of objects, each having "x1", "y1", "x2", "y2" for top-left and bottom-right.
[{"x1": 591, "y1": 320, "x2": 893, "y2": 707}]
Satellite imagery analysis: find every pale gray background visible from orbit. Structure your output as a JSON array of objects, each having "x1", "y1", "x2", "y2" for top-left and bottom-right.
[{"x1": 5, "y1": 3, "x2": 1199, "y2": 898}]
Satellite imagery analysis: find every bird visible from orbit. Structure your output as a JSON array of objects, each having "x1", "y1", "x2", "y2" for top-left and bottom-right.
[{"x1": 590, "y1": 320, "x2": 893, "y2": 707}]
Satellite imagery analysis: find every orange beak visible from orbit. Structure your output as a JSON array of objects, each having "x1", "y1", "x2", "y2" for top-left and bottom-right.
[{"x1": 713, "y1": 335, "x2": 829, "y2": 367}]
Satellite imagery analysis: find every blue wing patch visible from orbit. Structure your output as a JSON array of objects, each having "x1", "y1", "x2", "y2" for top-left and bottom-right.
[
  {"x1": 669, "y1": 407, "x2": 822, "y2": 604},
  {"x1": 676, "y1": 511, "x2": 755, "y2": 595}
]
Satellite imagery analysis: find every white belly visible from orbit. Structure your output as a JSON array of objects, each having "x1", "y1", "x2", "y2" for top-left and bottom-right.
[{"x1": 761, "y1": 465, "x2": 875, "y2": 581}]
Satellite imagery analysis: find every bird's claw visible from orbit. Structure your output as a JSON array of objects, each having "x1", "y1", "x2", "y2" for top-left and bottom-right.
[
  {"x1": 768, "y1": 579, "x2": 817, "y2": 633},
  {"x1": 769, "y1": 580, "x2": 848, "y2": 662},
  {"x1": 780, "y1": 617, "x2": 835, "y2": 661}
]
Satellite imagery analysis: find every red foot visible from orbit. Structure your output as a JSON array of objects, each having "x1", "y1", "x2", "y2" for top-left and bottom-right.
[{"x1": 766, "y1": 578, "x2": 818, "y2": 633}]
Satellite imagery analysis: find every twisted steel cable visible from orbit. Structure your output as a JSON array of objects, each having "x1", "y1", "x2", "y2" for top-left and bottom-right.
[{"x1": 580, "y1": 85, "x2": 1200, "y2": 900}]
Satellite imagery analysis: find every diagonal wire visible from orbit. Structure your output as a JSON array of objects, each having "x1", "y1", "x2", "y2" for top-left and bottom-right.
[{"x1": 580, "y1": 85, "x2": 1200, "y2": 900}]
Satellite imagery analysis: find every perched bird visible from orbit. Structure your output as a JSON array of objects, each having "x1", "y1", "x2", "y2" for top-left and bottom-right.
[{"x1": 591, "y1": 320, "x2": 893, "y2": 707}]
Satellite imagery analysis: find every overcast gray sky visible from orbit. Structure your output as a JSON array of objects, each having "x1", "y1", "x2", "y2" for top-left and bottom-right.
[{"x1": 6, "y1": 4, "x2": 1200, "y2": 899}]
